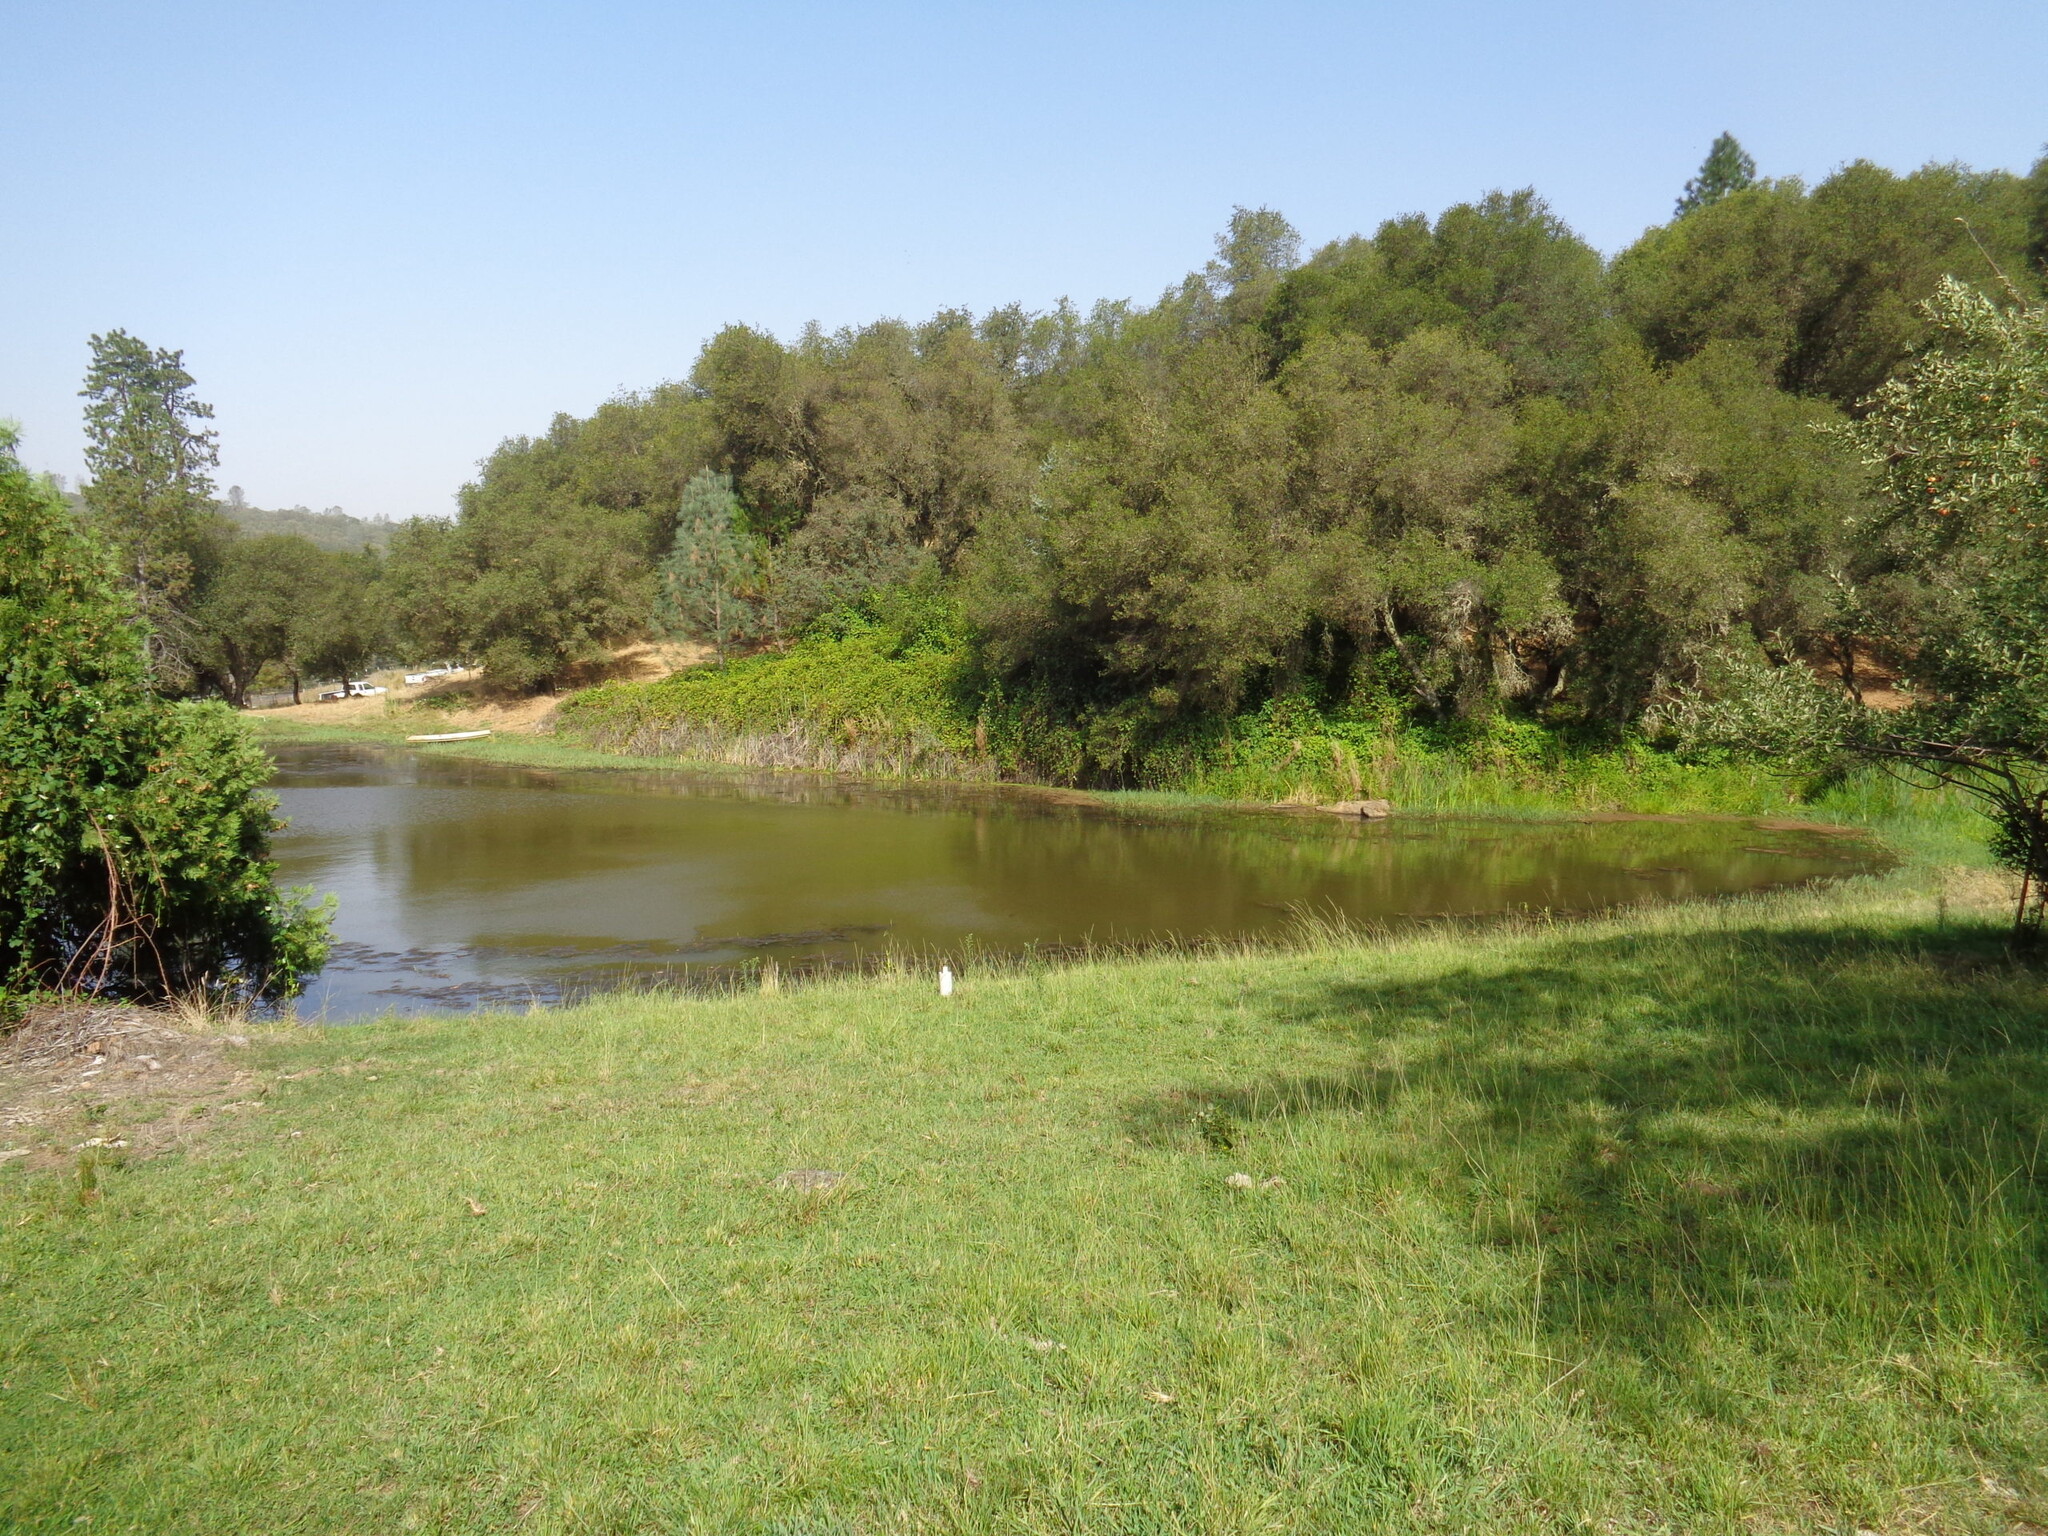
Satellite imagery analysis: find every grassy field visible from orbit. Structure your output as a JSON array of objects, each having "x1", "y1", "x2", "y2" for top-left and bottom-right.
[{"x1": 4, "y1": 874, "x2": 2046, "y2": 1534}]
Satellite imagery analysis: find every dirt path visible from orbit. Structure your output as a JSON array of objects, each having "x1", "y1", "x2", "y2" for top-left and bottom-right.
[{"x1": 246, "y1": 641, "x2": 710, "y2": 736}]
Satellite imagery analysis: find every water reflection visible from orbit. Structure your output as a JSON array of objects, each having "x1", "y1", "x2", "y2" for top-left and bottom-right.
[{"x1": 266, "y1": 744, "x2": 1886, "y2": 1019}]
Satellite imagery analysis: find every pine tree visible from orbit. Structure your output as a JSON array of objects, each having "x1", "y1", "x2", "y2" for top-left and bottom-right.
[
  {"x1": 79, "y1": 330, "x2": 222, "y2": 682},
  {"x1": 654, "y1": 470, "x2": 765, "y2": 664},
  {"x1": 1675, "y1": 132, "x2": 1759, "y2": 217}
]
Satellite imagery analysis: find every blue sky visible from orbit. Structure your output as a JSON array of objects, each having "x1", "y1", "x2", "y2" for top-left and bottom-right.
[{"x1": 3, "y1": 0, "x2": 2043, "y2": 521}]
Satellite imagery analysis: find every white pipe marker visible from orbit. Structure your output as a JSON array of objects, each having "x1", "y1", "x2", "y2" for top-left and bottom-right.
[{"x1": 938, "y1": 964, "x2": 955, "y2": 998}]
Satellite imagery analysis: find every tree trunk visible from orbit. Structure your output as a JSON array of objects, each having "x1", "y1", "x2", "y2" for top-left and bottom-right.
[
  {"x1": 1380, "y1": 607, "x2": 1440, "y2": 713},
  {"x1": 1836, "y1": 634, "x2": 1864, "y2": 706},
  {"x1": 2012, "y1": 794, "x2": 2046, "y2": 952}
]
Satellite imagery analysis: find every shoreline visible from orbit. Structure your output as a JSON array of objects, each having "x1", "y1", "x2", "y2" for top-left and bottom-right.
[
  {"x1": 248, "y1": 712, "x2": 1921, "y2": 1024},
  {"x1": 244, "y1": 711, "x2": 1915, "y2": 845}
]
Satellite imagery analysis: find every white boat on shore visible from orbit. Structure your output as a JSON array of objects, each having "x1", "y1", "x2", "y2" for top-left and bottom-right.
[{"x1": 405, "y1": 729, "x2": 492, "y2": 743}]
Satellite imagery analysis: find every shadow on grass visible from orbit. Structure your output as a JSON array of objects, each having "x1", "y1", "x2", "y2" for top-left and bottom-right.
[{"x1": 1128, "y1": 916, "x2": 2048, "y2": 1375}]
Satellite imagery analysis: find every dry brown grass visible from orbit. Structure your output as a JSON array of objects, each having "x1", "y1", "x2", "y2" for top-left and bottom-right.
[
  {"x1": 578, "y1": 712, "x2": 1003, "y2": 779},
  {"x1": 0, "y1": 1000, "x2": 275, "y2": 1169}
]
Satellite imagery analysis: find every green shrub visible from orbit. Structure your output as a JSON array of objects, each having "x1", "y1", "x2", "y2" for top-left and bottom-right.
[
  {"x1": 0, "y1": 429, "x2": 329, "y2": 1008},
  {"x1": 564, "y1": 625, "x2": 976, "y2": 750}
]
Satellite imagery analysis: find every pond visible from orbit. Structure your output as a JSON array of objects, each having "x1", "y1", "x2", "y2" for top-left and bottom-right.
[{"x1": 267, "y1": 743, "x2": 1887, "y2": 1019}]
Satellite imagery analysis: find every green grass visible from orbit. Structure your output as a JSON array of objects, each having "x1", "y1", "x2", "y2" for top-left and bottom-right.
[
  {"x1": 555, "y1": 631, "x2": 990, "y2": 781},
  {"x1": 246, "y1": 711, "x2": 700, "y2": 774},
  {"x1": 5, "y1": 879, "x2": 2046, "y2": 1533}
]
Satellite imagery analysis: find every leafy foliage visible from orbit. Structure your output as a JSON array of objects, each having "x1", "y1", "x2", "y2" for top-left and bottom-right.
[
  {"x1": 216, "y1": 489, "x2": 393, "y2": 552},
  {"x1": 383, "y1": 497, "x2": 646, "y2": 692},
  {"x1": 1267, "y1": 189, "x2": 1611, "y2": 395},
  {"x1": 692, "y1": 313, "x2": 1032, "y2": 557},
  {"x1": 0, "y1": 430, "x2": 329, "y2": 1004},
  {"x1": 375, "y1": 387, "x2": 710, "y2": 690},
  {"x1": 566, "y1": 619, "x2": 974, "y2": 752},
  {"x1": 379, "y1": 142, "x2": 2048, "y2": 770},
  {"x1": 1616, "y1": 160, "x2": 2042, "y2": 406},
  {"x1": 770, "y1": 488, "x2": 933, "y2": 635},
  {"x1": 1674, "y1": 278, "x2": 2048, "y2": 937},
  {"x1": 191, "y1": 535, "x2": 385, "y2": 704}
]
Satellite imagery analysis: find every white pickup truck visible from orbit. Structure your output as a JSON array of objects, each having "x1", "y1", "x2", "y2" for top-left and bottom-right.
[{"x1": 317, "y1": 680, "x2": 387, "y2": 701}]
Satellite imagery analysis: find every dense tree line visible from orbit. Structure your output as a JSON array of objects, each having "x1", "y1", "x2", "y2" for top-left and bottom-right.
[
  {"x1": 384, "y1": 142, "x2": 2045, "y2": 776},
  {"x1": 75, "y1": 142, "x2": 2048, "y2": 767},
  {"x1": 216, "y1": 488, "x2": 394, "y2": 553}
]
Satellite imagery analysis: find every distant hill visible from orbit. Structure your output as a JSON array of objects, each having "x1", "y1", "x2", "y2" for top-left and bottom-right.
[
  {"x1": 218, "y1": 496, "x2": 394, "y2": 552},
  {"x1": 58, "y1": 486, "x2": 397, "y2": 553}
]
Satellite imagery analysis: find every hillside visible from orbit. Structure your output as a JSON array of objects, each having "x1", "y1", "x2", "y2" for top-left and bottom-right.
[{"x1": 219, "y1": 498, "x2": 395, "y2": 552}]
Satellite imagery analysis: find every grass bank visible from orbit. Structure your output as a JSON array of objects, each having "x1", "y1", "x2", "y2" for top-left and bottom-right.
[
  {"x1": 245, "y1": 709, "x2": 691, "y2": 775},
  {"x1": 547, "y1": 627, "x2": 1989, "y2": 856},
  {"x1": 4, "y1": 876, "x2": 2045, "y2": 1534}
]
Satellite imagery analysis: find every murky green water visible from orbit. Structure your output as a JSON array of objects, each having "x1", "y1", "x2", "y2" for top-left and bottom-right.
[{"x1": 267, "y1": 743, "x2": 1886, "y2": 1019}]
